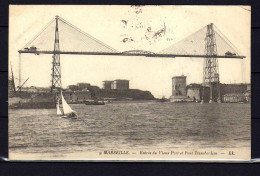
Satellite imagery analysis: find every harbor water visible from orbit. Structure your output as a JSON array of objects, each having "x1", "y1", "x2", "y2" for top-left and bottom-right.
[{"x1": 9, "y1": 102, "x2": 250, "y2": 160}]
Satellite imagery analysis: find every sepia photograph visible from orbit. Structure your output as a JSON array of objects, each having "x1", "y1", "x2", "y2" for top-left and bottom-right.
[{"x1": 8, "y1": 5, "x2": 251, "y2": 161}]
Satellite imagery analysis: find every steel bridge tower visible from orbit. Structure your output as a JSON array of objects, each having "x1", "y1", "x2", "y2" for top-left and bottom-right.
[
  {"x1": 51, "y1": 16, "x2": 62, "y2": 92},
  {"x1": 203, "y1": 23, "x2": 221, "y2": 103}
]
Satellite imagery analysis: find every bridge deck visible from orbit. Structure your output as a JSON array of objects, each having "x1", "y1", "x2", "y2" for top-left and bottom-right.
[{"x1": 18, "y1": 50, "x2": 245, "y2": 59}]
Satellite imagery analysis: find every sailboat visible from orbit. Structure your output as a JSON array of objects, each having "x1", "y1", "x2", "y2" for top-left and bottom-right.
[{"x1": 57, "y1": 91, "x2": 77, "y2": 118}]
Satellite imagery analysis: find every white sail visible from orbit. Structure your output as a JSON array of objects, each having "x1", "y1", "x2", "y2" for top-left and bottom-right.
[
  {"x1": 61, "y1": 91, "x2": 75, "y2": 115},
  {"x1": 56, "y1": 101, "x2": 62, "y2": 115}
]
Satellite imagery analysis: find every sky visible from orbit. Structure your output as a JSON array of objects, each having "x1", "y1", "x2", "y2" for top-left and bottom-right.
[{"x1": 9, "y1": 5, "x2": 251, "y2": 98}]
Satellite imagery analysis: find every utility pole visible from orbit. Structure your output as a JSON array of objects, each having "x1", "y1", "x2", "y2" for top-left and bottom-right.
[
  {"x1": 51, "y1": 16, "x2": 62, "y2": 92},
  {"x1": 203, "y1": 23, "x2": 221, "y2": 103}
]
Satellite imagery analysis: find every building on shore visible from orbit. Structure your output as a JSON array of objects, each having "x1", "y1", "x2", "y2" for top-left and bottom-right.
[
  {"x1": 187, "y1": 84, "x2": 201, "y2": 102},
  {"x1": 221, "y1": 83, "x2": 251, "y2": 103},
  {"x1": 170, "y1": 75, "x2": 188, "y2": 102},
  {"x1": 185, "y1": 83, "x2": 251, "y2": 103},
  {"x1": 77, "y1": 83, "x2": 91, "y2": 90},
  {"x1": 63, "y1": 88, "x2": 91, "y2": 103},
  {"x1": 103, "y1": 81, "x2": 113, "y2": 89},
  {"x1": 168, "y1": 74, "x2": 251, "y2": 103},
  {"x1": 244, "y1": 84, "x2": 251, "y2": 102},
  {"x1": 103, "y1": 79, "x2": 130, "y2": 90},
  {"x1": 186, "y1": 84, "x2": 211, "y2": 102},
  {"x1": 223, "y1": 93, "x2": 246, "y2": 103},
  {"x1": 68, "y1": 85, "x2": 79, "y2": 91},
  {"x1": 112, "y1": 80, "x2": 129, "y2": 90},
  {"x1": 172, "y1": 76, "x2": 187, "y2": 96}
]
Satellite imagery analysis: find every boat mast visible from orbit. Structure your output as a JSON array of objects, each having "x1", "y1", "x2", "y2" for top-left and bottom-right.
[{"x1": 11, "y1": 64, "x2": 16, "y2": 95}]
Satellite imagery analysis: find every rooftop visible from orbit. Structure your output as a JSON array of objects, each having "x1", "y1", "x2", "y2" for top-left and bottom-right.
[
  {"x1": 172, "y1": 76, "x2": 186, "y2": 79},
  {"x1": 114, "y1": 79, "x2": 129, "y2": 81}
]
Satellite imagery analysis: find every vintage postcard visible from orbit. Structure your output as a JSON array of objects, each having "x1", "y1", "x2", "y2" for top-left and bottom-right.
[{"x1": 8, "y1": 5, "x2": 251, "y2": 161}]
